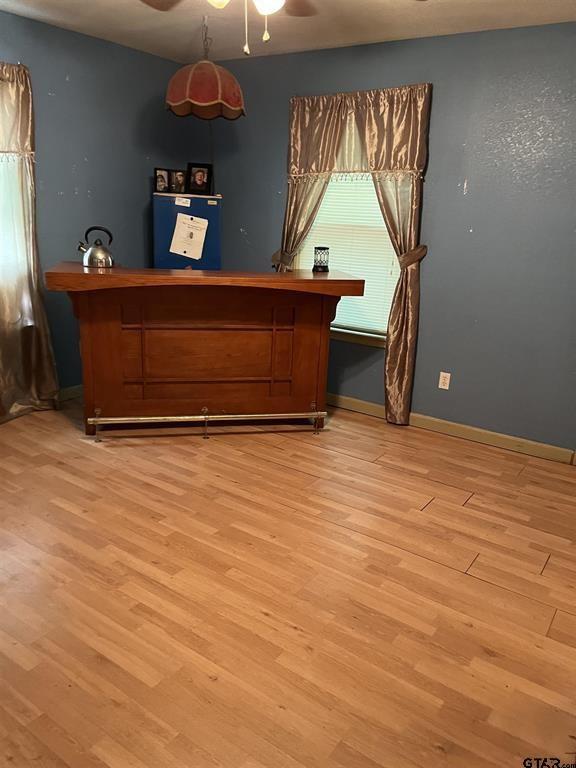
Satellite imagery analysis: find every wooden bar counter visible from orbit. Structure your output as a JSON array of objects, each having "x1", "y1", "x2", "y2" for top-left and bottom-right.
[{"x1": 46, "y1": 263, "x2": 364, "y2": 435}]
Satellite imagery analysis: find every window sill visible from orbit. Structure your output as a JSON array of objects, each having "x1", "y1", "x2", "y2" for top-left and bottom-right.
[{"x1": 330, "y1": 327, "x2": 387, "y2": 349}]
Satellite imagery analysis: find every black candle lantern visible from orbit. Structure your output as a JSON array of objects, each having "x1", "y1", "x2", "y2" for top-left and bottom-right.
[{"x1": 313, "y1": 246, "x2": 330, "y2": 272}]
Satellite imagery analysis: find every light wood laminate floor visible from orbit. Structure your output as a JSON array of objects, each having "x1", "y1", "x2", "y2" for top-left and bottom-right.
[{"x1": 0, "y1": 403, "x2": 575, "y2": 767}]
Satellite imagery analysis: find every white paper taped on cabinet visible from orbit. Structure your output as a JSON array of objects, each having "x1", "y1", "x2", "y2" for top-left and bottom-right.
[{"x1": 169, "y1": 213, "x2": 208, "y2": 260}]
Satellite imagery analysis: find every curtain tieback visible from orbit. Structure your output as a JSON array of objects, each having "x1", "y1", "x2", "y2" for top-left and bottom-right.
[
  {"x1": 272, "y1": 248, "x2": 293, "y2": 264},
  {"x1": 271, "y1": 249, "x2": 293, "y2": 272},
  {"x1": 398, "y1": 244, "x2": 427, "y2": 270}
]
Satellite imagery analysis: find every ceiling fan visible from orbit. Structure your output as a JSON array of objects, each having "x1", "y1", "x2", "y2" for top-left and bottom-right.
[
  {"x1": 139, "y1": 0, "x2": 318, "y2": 54},
  {"x1": 139, "y1": 0, "x2": 318, "y2": 17}
]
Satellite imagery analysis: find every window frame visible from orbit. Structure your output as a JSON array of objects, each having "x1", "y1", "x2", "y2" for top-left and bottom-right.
[
  {"x1": 294, "y1": 175, "x2": 398, "y2": 347},
  {"x1": 329, "y1": 326, "x2": 387, "y2": 348}
]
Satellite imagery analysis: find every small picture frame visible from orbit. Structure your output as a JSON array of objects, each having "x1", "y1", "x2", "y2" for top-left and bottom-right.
[
  {"x1": 187, "y1": 163, "x2": 213, "y2": 196},
  {"x1": 154, "y1": 168, "x2": 170, "y2": 193},
  {"x1": 169, "y1": 168, "x2": 187, "y2": 194}
]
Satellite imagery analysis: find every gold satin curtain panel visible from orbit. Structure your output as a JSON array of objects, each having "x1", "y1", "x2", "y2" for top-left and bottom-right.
[
  {"x1": 274, "y1": 84, "x2": 432, "y2": 425},
  {"x1": 0, "y1": 63, "x2": 58, "y2": 424}
]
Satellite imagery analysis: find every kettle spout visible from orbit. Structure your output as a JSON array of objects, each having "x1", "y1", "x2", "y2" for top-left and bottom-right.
[{"x1": 78, "y1": 241, "x2": 87, "y2": 253}]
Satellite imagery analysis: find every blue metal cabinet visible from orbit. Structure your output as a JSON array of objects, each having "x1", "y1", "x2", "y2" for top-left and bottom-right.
[{"x1": 153, "y1": 193, "x2": 222, "y2": 270}]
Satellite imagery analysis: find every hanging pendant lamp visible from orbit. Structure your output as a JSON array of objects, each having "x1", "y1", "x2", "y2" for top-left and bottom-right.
[{"x1": 166, "y1": 17, "x2": 246, "y2": 120}]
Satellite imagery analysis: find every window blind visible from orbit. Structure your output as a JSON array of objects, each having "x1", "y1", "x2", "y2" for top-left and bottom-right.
[{"x1": 296, "y1": 177, "x2": 400, "y2": 336}]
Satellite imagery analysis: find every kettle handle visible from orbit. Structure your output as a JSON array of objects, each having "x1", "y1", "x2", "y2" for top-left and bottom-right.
[{"x1": 85, "y1": 226, "x2": 113, "y2": 245}]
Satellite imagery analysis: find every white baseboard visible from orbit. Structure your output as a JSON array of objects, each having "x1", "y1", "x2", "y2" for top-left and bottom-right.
[{"x1": 327, "y1": 392, "x2": 574, "y2": 465}]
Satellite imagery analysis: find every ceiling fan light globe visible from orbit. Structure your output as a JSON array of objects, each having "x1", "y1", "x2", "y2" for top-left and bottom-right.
[
  {"x1": 253, "y1": 0, "x2": 285, "y2": 15},
  {"x1": 206, "y1": 0, "x2": 231, "y2": 8}
]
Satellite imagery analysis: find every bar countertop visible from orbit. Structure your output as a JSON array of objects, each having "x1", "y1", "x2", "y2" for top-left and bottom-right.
[{"x1": 45, "y1": 262, "x2": 365, "y2": 297}]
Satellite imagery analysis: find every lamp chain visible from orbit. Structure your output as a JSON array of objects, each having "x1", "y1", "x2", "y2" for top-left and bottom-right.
[
  {"x1": 202, "y1": 15, "x2": 213, "y2": 60},
  {"x1": 243, "y1": 0, "x2": 251, "y2": 55},
  {"x1": 205, "y1": 2, "x2": 272, "y2": 55}
]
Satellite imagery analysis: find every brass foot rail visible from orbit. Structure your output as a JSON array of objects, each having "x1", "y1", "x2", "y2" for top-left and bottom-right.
[{"x1": 87, "y1": 410, "x2": 327, "y2": 442}]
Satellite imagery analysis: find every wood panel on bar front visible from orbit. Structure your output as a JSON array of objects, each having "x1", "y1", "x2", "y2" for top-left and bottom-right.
[{"x1": 45, "y1": 262, "x2": 364, "y2": 435}]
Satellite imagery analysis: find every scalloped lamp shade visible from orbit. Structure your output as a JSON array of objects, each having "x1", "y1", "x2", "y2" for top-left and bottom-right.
[{"x1": 166, "y1": 60, "x2": 246, "y2": 120}]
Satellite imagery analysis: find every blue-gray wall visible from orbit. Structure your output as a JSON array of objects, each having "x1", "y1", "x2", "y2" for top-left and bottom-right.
[
  {"x1": 0, "y1": 11, "x2": 193, "y2": 386},
  {"x1": 204, "y1": 23, "x2": 575, "y2": 449}
]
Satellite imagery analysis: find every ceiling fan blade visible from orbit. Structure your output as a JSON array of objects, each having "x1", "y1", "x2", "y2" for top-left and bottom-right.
[
  {"x1": 284, "y1": 0, "x2": 318, "y2": 17},
  {"x1": 138, "y1": 0, "x2": 185, "y2": 10}
]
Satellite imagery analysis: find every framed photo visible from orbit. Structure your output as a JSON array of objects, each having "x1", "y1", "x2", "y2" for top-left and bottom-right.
[
  {"x1": 169, "y1": 168, "x2": 187, "y2": 194},
  {"x1": 187, "y1": 163, "x2": 213, "y2": 195},
  {"x1": 154, "y1": 167, "x2": 170, "y2": 193}
]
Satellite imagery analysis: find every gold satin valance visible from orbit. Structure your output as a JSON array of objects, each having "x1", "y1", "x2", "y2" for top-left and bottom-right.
[
  {"x1": 288, "y1": 83, "x2": 431, "y2": 177},
  {"x1": 0, "y1": 63, "x2": 34, "y2": 155},
  {"x1": 288, "y1": 169, "x2": 423, "y2": 184}
]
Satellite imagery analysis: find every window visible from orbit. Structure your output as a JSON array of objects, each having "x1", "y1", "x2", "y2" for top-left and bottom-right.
[{"x1": 295, "y1": 176, "x2": 400, "y2": 339}]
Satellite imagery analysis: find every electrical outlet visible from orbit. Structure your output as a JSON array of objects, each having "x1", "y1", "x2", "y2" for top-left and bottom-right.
[{"x1": 438, "y1": 371, "x2": 451, "y2": 390}]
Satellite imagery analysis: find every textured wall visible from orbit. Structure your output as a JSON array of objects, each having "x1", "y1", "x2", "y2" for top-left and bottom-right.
[
  {"x1": 206, "y1": 23, "x2": 576, "y2": 448},
  {"x1": 0, "y1": 11, "x2": 199, "y2": 386}
]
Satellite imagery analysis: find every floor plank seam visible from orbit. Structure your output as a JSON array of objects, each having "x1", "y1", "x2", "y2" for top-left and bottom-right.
[
  {"x1": 419, "y1": 497, "x2": 436, "y2": 512},
  {"x1": 150, "y1": 481, "x2": 480, "y2": 579},
  {"x1": 539, "y1": 553, "x2": 551, "y2": 576},
  {"x1": 465, "y1": 553, "x2": 479, "y2": 574},
  {"x1": 179, "y1": 425, "x2": 435, "y2": 492},
  {"x1": 245, "y1": 427, "x2": 485, "y2": 499},
  {"x1": 464, "y1": 569, "x2": 564, "y2": 624},
  {"x1": 546, "y1": 608, "x2": 558, "y2": 638},
  {"x1": 289, "y1": 512, "x2": 477, "y2": 575}
]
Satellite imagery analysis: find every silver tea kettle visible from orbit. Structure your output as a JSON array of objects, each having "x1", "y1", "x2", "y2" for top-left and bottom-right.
[{"x1": 78, "y1": 226, "x2": 114, "y2": 268}]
